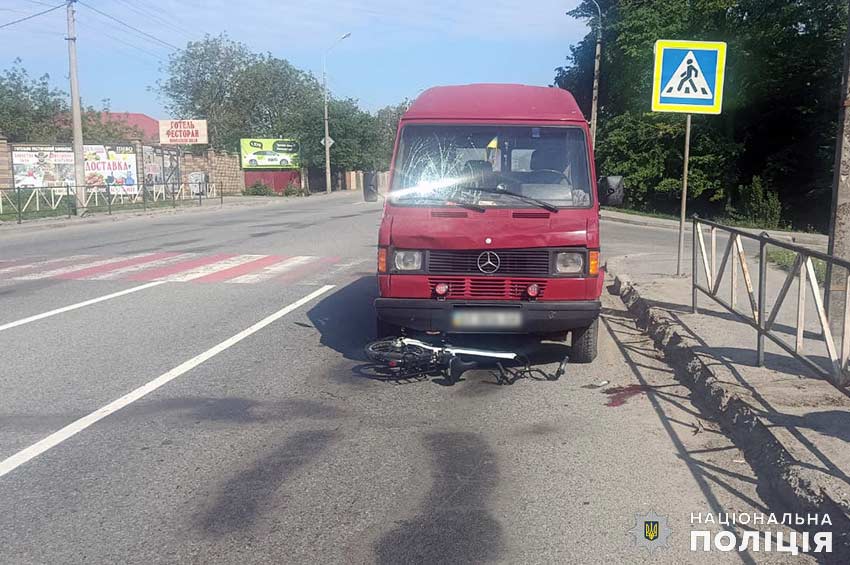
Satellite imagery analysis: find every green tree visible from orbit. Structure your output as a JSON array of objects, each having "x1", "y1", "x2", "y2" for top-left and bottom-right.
[
  {"x1": 373, "y1": 101, "x2": 410, "y2": 170},
  {"x1": 0, "y1": 60, "x2": 141, "y2": 143},
  {"x1": 558, "y1": 0, "x2": 847, "y2": 229}
]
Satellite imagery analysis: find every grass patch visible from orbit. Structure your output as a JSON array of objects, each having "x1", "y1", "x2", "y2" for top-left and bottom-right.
[
  {"x1": 601, "y1": 206, "x2": 680, "y2": 222},
  {"x1": 766, "y1": 248, "x2": 826, "y2": 284}
]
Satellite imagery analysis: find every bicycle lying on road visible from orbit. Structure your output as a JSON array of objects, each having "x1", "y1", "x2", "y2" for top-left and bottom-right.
[{"x1": 364, "y1": 336, "x2": 569, "y2": 385}]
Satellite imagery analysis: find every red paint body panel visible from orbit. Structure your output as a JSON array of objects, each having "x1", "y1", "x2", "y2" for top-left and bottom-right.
[{"x1": 377, "y1": 84, "x2": 604, "y2": 309}]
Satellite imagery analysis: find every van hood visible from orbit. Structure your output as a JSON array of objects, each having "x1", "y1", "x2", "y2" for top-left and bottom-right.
[{"x1": 388, "y1": 207, "x2": 593, "y2": 250}]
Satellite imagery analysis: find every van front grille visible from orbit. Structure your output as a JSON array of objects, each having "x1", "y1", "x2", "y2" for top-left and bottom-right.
[{"x1": 428, "y1": 249, "x2": 550, "y2": 276}]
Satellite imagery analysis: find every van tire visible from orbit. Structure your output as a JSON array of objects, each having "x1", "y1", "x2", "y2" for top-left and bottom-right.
[
  {"x1": 570, "y1": 318, "x2": 598, "y2": 363},
  {"x1": 376, "y1": 318, "x2": 402, "y2": 339}
]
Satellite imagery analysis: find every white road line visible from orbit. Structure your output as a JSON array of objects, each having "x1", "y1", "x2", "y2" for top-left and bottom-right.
[
  {"x1": 226, "y1": 255, "x2": 317, "y2": 284},
  {"x1": 13, "y1": 255, "x2": 147, "y2": 281},
  {"x1": 87, "y1": 253, "x2": 197, "y2": 280},
  {"x1": 158, "y1": 254, "x2": 266, "y2": 282},
  {"x1": 0, "y1": 255, "x2": 94, "y2": 276},
  {"x1": 0, "y1": 284, "x2": 335, "y2": 479},
  {"x1": 0, "y1": 281, "x2": 167, "y2": 333}
]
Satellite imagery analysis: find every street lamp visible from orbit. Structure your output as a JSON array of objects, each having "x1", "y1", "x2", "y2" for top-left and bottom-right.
[
  {"x1": 323, "y1": 32, "x2": 351, "y2": 194},
  {"x1": 569, "y1": 2, "x2": 603, "y2": 148}
]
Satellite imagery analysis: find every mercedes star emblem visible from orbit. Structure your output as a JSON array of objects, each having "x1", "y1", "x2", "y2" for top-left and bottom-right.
[{"x1": 477, "y1": 251, "x2": 500, "y2": 274}]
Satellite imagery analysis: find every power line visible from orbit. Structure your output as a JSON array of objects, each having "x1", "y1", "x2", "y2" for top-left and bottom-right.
[
  {"x1": 112, "y1": 0, "x2": 192, "y2": 41},
  {"x1": 76, "y1": 1, "x2": 179, "y2": 50},
  {"x1": 0, "y1": 2, "x2": 63, "y2": 30},
  {"x1": 76, "y1": 14, "x2": 167, "y2": 64}
]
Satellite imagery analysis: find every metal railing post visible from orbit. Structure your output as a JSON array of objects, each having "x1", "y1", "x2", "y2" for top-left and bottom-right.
[
  {"x1": 757, "y1": 237, "x2": 768, "y2": 367},
  {"x1": 198, "y1": 183, "x2": 202, "y2": 206},
  {"x1": 106, "y1": 185, "x2": 112, "y2": 215},
  {"x1": 692, "y1": 216, "x2": 698, "y2": 313},
  {"x1": 142, "y1": 184, "x2": 147, "y2": 212},
  {"x1": 220, "y1": 184, "x2": 223, "y2": 207},
  {"x1": 67, "y1": 185, "x2": 72, "y2": 218},
  {"x1": 16, "y1": 187, "x2": 22, "y2": 224},
  {"x1": 171, "y1": 183, "x2": 176, "y2": 208}
]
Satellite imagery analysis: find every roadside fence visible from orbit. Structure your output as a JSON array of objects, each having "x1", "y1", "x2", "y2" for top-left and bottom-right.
[
  {"x1": 692, "y1": 215, "x2": 849, "y2": 388},
  {"x1": 0, "y1": 183, "x2": 222, "y2": 224}
]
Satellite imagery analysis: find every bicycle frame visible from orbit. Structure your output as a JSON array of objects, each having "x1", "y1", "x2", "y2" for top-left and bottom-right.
[{"x1": 394, "y1": 337, "x2": 519, "y2": 361}]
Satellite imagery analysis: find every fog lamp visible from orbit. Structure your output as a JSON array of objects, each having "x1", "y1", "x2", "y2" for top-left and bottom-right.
[
  {"x1": 435, "y1": 282, "x2": 449, "y2": 296},
  {"x1": 527, "y1": 283, "x2": 540, "y2": 298}
]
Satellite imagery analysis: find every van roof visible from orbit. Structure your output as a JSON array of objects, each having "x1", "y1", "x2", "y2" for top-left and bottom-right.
[{"x1": 403, "y1": 84, "x2": 585, "y2": 122}]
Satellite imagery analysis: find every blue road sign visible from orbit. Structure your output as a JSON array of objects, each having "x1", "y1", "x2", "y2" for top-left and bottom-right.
[{"x1": 652, "y1": 40, "x2": 727, "y2": 115}]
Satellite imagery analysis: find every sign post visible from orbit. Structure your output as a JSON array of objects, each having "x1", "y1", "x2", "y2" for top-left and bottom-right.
[{"x1": 652, "y1": 39, "x2": 727, "y2": 275}]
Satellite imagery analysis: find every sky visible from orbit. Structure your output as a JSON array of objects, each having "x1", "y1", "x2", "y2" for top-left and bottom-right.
[{"x1": 0, "y1": 0, "x2": 588, "y2": 118}]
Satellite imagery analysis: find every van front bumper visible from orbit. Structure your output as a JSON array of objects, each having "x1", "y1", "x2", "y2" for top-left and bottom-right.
[{"x1": 375, "y1": 298, "x2": 601, "y2": 334}]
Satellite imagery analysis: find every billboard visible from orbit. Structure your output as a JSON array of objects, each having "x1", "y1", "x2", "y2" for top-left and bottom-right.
[
  {"x1": 11, "y1": 145, "x2": 74, "y2": 188},
  {"x1": 240, "y1": 138, "x2": 300, "y2": 170},
  {"x1": 159, "y1": 119, "x2": 208, "y2": 145},
  {"x1": 11, "y1": 144, "x2": 139, "y2": 192},
  {"x1": 83, "y1": 145, "x2": 138, "y2": 191}
]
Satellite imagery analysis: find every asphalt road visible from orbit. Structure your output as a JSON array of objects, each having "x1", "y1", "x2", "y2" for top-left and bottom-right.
[{"x1": 0, "y1": 193, "x2": 808, "y2": 564}]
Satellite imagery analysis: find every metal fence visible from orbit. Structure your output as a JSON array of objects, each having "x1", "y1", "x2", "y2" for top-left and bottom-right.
[
  {"x1": 0, "y1": 183, "x2": 221, "y2": 224},
  {"x1": 691, "y1": 215, "x2": 849, "y2": 388}
]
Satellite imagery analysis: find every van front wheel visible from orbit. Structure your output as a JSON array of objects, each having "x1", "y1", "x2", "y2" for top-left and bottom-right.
[{"x1": 570, "y1": 318, "x2": 599, "y2": 363}]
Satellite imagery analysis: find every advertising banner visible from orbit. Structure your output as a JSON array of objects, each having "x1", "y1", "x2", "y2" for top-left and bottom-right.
[
  {"x1": 11, "y1": 145, "x2": 74, "y2": 188},
  {"x1": 84, "y1": 145, "x2": 139, "y2": 193},
  {"x1": 240, "y1": 138, "x2": 300, "y2": 170},
  {"x1": 159, "y1": 119, "x2": 208, "y2": 145},
  {"x1": 11, "y1": 144, "x2": 139, "y2": 192}
]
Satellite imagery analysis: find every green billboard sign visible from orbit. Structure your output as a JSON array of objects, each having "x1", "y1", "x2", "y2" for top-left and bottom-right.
[{"x1": 240, "y1": 138, "x2": 300, "y2": 170}]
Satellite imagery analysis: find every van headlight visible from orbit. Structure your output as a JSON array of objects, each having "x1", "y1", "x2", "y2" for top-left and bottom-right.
[
  {"x1": 555, "y1": 252, "x2": 584, "y2": 274},
  {"x1": 393, "y1": 250, "x2": 423, "y2": 271}
]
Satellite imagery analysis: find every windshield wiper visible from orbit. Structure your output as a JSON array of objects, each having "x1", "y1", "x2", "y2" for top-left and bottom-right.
[
  {"x1": 397, "y1": 196, "x2": 485, "y2": 213},
  {"x1": 477, "y1": 187, "x2": 559, "y2": 213},
  {"x1": 441, "y1": 197, "x2": 485, "y2": 213}
]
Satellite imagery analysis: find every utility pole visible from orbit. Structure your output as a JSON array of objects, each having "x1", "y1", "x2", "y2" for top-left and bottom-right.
[
  {"x1": 322, "y1": 56, "x2": 331, "y2": 194},
  {"x1": 825, "y1": 6, "x2": 850, "y2": 358},
  {"x1": 566, "y1": 2, "x2": 602, "y2": 148},
  {"x1": 589, "y1": 0, "x2": 602, "y2": 148},
  {"x1": 322, "y1": 32, "x2": 350, "y2": 194},
  {"x1": 66, "y1": 0, "x2": 86, "y2": 212}
]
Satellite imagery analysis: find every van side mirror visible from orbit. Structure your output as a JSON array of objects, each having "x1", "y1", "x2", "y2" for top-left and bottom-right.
[
  {"x1": 598, "y1": 176, "x2": 624, "y2": 207},
  {"x1": 363, "y1": 171, "x2": 379, "y2": 202}
]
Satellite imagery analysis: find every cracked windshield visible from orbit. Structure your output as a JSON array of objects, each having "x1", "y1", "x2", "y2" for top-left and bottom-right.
[
  {"x1": 392, "y1": 126, "x2": 591, "y2": 208},
  {"x1": 1, "y1": 0, "x2": 849, "y2": 564}
]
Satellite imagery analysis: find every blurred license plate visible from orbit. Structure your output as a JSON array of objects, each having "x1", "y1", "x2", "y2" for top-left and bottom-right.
[{"x1": 451, "y1": 309, "x2": 522, "y2": 329}]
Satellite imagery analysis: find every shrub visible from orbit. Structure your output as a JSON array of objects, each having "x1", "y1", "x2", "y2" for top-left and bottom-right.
[
  {"x1": 730, "y1": 176, "x2": 782, "y2": 229},
  {"x1": 243, "y1": 181, "x2": 275, "y2": 196},
  {"x1": 283, "y1": 182, "x2": 303, "y2": 197}
]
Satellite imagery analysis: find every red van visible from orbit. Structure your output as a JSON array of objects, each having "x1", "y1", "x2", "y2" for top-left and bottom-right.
[{"x1": 371, "y1": 84, "x2": 621, "y2": 363}]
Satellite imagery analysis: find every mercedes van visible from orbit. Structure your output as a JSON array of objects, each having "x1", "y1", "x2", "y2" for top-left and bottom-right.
[{"x1": 370, "y1": 84, "x2": 621, "y2": 362}]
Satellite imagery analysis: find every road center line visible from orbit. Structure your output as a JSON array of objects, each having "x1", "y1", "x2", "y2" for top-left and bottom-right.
[
  {"x1": 0, "y1": 281, "x2": 168, "y2": 333},
  {"x1": 0, "y1": 284, "x2": 335, "y2": 479}
]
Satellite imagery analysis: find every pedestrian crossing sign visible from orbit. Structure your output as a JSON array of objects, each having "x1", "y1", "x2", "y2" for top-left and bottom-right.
[{"x1": 652, "y1": 40, "x2": 727, "y2": 115}]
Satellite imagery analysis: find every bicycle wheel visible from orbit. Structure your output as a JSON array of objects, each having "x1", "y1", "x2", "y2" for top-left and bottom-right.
[{"x1": 365, "y1": 339, "x2": 431, "y2": 365}]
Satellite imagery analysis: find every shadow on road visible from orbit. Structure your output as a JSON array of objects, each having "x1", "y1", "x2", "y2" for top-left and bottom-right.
[
  {"x1": 373, "y1": 432, "x2": 503, "y2": 564},
  {"x1": 308, "y1": 276, "x2": 377, "y2": 361},
  {"x1": 200, "y1": 430, "x2": 339, "y2": 534}
]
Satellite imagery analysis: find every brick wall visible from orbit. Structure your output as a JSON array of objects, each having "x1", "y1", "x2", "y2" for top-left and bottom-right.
[
  {"x1": 177, "y1": 149, "x2": 243, "y2": 195},
  {"x1": 209, "y1": 150, "x2": 243, "y2": 195},
  {"x1": 0, "y1": 136, "x2": 11, "y2": 189}
]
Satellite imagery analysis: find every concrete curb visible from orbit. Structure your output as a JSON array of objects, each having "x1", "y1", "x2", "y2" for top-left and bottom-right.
[
  {"x1": 611, "y1": 273, "x2": 850, "y2": 560},
  {"x1": 600, "y1": 210, "x2": 827, "y2": 248}
]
